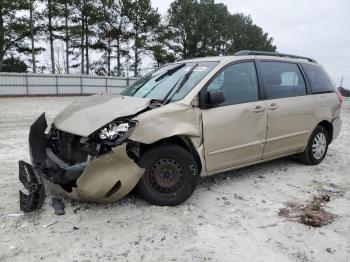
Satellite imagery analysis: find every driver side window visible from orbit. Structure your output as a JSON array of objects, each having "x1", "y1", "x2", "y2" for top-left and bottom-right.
[{"x1": 207, "y1": 62, "x2": 259, "y2": 106}]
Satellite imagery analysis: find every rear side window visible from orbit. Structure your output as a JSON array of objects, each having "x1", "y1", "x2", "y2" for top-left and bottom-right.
[
  {"x1": 260, "y1": 62, "x2": 307, "y2": 99},
  {"x1": 301, "y1": 63, "x2": 335, "y2": 94}
]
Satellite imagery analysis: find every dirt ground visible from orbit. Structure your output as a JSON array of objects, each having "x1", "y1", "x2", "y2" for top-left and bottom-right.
[{"x1": 0, "y1": 97, "x2": 349, "y2": 262}]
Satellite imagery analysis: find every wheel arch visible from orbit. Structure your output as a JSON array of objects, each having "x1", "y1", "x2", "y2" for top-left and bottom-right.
[
  {"x1": 317, "y1": 120, "x2": 333, "y2": 144},
  {"x1": 134, "y1": 136, "x2": 203, "y2": 174}
]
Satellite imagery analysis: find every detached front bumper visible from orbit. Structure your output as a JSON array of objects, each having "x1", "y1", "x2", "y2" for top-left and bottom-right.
[{"x1": 19, "y1": 113, "x2": 144, "y2": 212}]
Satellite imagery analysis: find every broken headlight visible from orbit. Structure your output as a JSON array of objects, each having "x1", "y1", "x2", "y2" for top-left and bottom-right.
[
  {"x1": 82, "y1": 120, "x2": 137, "y2": 146},
  {"x1": 99, "y1": 122, "x2": 131, "y2": 140}
]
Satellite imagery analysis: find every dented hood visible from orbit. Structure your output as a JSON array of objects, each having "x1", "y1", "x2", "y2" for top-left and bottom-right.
[{"x1": 53, "y1": 93, "x2": 151, "y2": 137}]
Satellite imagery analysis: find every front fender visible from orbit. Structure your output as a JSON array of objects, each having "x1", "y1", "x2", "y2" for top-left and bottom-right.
[{"x1": 129, "y1": 103, "x2": 202, "y2": 145}]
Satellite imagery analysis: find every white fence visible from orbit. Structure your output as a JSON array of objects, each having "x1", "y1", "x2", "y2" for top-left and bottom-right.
[{"x1": 0, "y1": 73, "x2": 138, "y2": 96}]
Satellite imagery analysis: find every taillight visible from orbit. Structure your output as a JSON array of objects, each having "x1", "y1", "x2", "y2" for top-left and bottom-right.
[{"x1": 335, "y1": 89, "x2": 343, "y2": 103}]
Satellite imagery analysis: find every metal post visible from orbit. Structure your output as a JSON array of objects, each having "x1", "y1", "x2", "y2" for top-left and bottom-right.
[
  {"x1": 105, "y1": 77, "x2": 108, "y2": 93},
  {"x1": 25, "y1": 74, "x2": 29, "y2": 95},
  {"x1": 55, "y1": 75, "x2": 58, "y2": 95},
  {"x1": 126, "y1": 69, "x2": 130, "y2": 87},
  {"x1": 80, "y1": 75, "x2": 83, "y2": 95}
]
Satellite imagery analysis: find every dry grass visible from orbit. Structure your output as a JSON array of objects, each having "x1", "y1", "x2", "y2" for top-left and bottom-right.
[{"x1": 278, "y1": 194, "x2": 335, "y2": 227}]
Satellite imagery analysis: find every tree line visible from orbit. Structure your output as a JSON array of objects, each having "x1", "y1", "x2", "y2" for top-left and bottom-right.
[
  {"x1": 0, "y1": 0, "x2": 276, "y2": 76},
  {"x1": 339, "y1": 86, "x2": 350, "y2": 97}
]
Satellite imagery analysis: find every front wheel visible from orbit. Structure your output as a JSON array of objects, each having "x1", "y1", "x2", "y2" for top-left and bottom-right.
[
  {"x1": 297, "y1": 125, "x2": 329, "y2": 165},
  {"x1": 136, "y1": 144, "x2": 199, "y2": 206}
]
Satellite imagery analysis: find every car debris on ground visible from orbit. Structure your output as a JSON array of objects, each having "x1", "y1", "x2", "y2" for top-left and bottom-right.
[
  {"x1": 51, "y1": 197, "x2": 65, "y2": 215},
  {"x1": 42, "y1": 221, "x2": 58, "y2": 228},
  {"x1": 7, "y1": 213, "x2": 24, "y2": 218},
  {"x1": 18, "y1": 160, "x2": 45, "y2": 213}
]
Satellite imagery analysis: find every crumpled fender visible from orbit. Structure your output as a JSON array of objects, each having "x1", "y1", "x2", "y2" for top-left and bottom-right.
[
  {"x1": 129, "y1": 102, "x2": 202, "y2": 146},
  {"x1": 76, "y1": 143, "x2": 144, "y2": 203},
  {"x1": 129, "y1": 102, "x2": 207, "y2": 176}
]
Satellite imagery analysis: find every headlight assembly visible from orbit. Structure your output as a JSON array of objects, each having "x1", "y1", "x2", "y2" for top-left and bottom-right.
[
  {"x1": 82, "y1": 120, "x2": 137, "y2": 146},
  {"x1": 99, "y1": 122, "x2": 131, "y2": 140}
]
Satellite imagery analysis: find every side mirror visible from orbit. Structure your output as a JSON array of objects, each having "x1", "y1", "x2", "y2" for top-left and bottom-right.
[{"x1": 207, "y1": 90, "x2": 225, "y2": 107}]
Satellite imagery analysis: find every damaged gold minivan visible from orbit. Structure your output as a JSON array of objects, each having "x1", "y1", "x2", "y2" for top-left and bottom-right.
[{"x1": 19, "y1": 51, "x2": 342, "y2": 212}]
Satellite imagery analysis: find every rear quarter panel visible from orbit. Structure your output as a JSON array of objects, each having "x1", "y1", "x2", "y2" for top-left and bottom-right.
[{"x1": 313, "y1": 92, "x2": 341, "y2": 123}]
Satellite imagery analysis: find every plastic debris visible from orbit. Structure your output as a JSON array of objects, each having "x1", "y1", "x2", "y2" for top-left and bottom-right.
[
  {"x1": 43, "y1": 221, "x2": 57, "y2": 228},
  {"x1": 322, "y1": 185, "x2": 337, "y2": 193},
  {"x1": 51, "y1": 197, "x2": 65, "y2": 215},
  {"x1": 7, "y1": 213, "x2": 24, "y2": 217},
  {"x1": 234, "y1": 193, "x2": 245, "y2": 201}
]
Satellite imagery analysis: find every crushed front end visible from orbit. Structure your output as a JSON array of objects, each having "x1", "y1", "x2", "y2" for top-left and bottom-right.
[{"x1": 19, "y1": 113, "x2": 144, "y2": 212}]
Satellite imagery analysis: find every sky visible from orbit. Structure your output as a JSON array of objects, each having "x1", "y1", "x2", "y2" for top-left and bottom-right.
[{"x1": 151, "y1": 0, "x2": 350, "y2": 87}]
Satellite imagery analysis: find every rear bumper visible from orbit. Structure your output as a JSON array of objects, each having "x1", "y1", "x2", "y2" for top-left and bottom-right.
[{"x1": 332, "y1": 117, "x2": 342, "y2": 141}]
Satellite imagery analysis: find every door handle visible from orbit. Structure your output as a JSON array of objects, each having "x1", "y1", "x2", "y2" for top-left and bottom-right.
[
  {"x1": 253, "y1": 106, "x2": 265, "y2": 113},
  {"x1": 268, "y1": 103, "x2": 279, "y2": 110}
]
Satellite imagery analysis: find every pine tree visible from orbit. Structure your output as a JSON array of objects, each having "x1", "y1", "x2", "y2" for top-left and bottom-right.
[
  {"x1": 167, "y1": 0, "x2": 199, "y2": 59},
  {"x1": 26, "y1": 0, "x2": 45, "y2": 73},
  {"x1": 150, "y1": 24, "x2": 175, "y2": 67},
  {"x1": 124, "y1": 0, "x2": 160, "y2": 76},
  {"x1": 70, "y1": 0, "x2": 100, "y2": 75},
  {"x1": 62, "y1": 0, "x2": 71, "y2": 74},
  {"x1": 55, "y1": 0, "x2": 72, "y2": 74},
  {"x1": 2, "y1": 56, "x2": 28, "y2": 72},
  {"x1": 0, "y1": 0, "x2": 30, "y2": 72},
  {"x1": 46, "y1": 0, "x2": 56, "y2": 73},
  {"x1": 29, "y1": 0, "x2": 36, "y2": 72},
  {"x1": 95, "y1": 0, "x2": 129, "y2": 76},
  {"x1": 167, "y1": 0, "x2": 276, "y2": 59}
]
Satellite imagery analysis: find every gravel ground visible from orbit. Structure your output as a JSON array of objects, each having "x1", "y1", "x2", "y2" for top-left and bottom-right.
[{"x1": 0, "y1": 97, "x2": 349, "y2": 262}]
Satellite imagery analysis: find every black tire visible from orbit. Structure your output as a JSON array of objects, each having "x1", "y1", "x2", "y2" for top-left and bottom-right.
[
  {"x1": 136, "y1": 144, "x2": 199, "y2": 206},
  {"x1": 297, "y1": 125, "x2": 329, "y2": 165}
]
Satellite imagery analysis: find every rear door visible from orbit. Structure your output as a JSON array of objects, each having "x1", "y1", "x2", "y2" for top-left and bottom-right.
[
  {"x1": 202, "y1": 61, "x2": 267, "y2": 173},
  {"x1": 258, "y1": 61, "x2": 316, "y2": 159}
]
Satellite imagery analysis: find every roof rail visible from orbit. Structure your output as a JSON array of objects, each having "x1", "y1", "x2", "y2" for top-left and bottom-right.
[{"x1": 235, "y1": 50, "x2": 317, "y2": 63}]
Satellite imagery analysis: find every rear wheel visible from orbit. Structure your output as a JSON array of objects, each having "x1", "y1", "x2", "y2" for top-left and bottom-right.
[
  {"x1": 297, "y1": 125, "x2": 329, "y2": 165},
  {"x1": 136, "y1": 144, "x2": 199, "y2": 206}
]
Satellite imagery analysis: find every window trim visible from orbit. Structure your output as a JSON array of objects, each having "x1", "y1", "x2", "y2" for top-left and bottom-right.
[
  {"x1": 255, "y1": 59, "x2": 309, "y2": 100},
  {"x1": 199, "y1": 59, "x2": 262, "y2": 109},
  {"x1": 296, "y1": 63, "x2": 313, "y2": 95}
]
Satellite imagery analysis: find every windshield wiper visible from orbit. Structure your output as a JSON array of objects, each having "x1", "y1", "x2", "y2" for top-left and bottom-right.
[
  {"x1": 142, "y1": 64, "x2": 187, "y2": 97},
  {"x1": 163, "y1": 63, "x2": 198, "y2": 104},
  {"x1": 126, "y1": 63, "x2": 186, "y2": 97},
  {"x1": 154, "y1": 63, "x2": 186, "y2": 82}
]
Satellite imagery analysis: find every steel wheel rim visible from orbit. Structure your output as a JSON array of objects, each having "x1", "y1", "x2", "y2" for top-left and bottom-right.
[
  {"x1": 312, "y1": 132, "x2": 327, "y2": 160},
  {"x1": 149, "y1": 157, "x2": 185, "y2": 194}
]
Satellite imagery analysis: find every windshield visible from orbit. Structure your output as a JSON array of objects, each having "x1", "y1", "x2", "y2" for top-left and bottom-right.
[{"x1": 121, "y1": 61, "x2": 218, "y2": 102}]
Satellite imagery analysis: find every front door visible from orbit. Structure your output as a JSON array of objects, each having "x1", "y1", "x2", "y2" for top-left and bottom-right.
[{"x1": 202, "y1": 61, "x2": 267, "y2": 173}]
